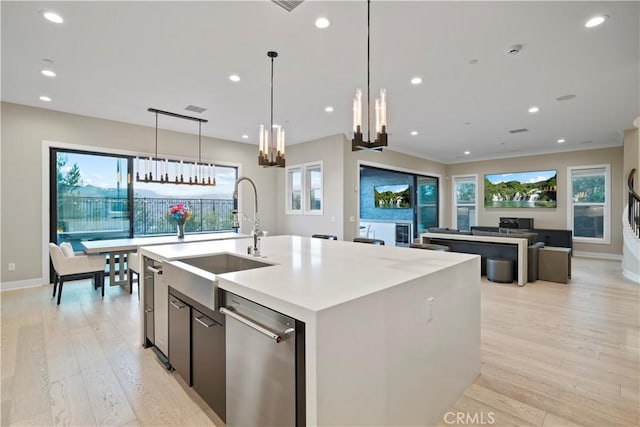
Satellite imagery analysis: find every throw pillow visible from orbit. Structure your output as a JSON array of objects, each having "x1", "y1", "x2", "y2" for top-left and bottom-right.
[{"x1": 60, "y1": 242, "x2": 75, "y2": 257}]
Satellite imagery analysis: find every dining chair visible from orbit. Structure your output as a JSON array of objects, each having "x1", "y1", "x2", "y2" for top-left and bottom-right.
[{"x1": 49, "y1": 243, "x2": 106, "y2": 305}]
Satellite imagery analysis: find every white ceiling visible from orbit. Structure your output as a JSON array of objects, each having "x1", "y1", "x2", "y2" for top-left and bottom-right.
[{"x1": 2, "y1": 1, "x2": 639, "y2": 163}]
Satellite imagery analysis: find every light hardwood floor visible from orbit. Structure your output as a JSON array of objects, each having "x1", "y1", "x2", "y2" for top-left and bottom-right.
[{"x1": 1, "y1": 257, "x2": 638, "y2": 426}]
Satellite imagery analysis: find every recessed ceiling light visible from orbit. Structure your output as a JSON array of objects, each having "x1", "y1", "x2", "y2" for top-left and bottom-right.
[
  {"x1": 41, "y1": 69, "x2": 56, "y2": 77},
  {"x1": 410, "y1": 131, "x2": 418, "y2": 136},
  {"x1": 324, "y1": 106, "x2": 334, "y2": 113},
  {"x1": 410, "y1": 77, "x2": 422, "y2": 85},
  {"x1": 42, "y1": 11, "x2": 63, "y2": 24},
  {"x1": 585, "y1": 15, "x2": 608, "y2": 28},
  {"x1": 39, "y1": 95, "x2": 52, "y2": 102},
  {"x1": 557, "y1": 138, "x2": 565, "y2": 143},
  {"x1": 464, "y1": 151, "x2": 471, "y2": 155},
  {"x1": 528, "y1": 106, "x2": 539, "y2": 113},
  {"x1": 315, "y1": 17, "x2": 330, "y2": 29},
  {"x1": 242, "y1": 134, "x2": 249, "y2": 139},
  {"x1": 469, "y1": 59, "x2": 479, "y2": 65},
  {"x1": 229, "y1": 74, "x2": 240, "y2": 82}
]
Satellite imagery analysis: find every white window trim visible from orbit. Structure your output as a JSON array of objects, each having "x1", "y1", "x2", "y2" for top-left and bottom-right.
[
  {"x1": 451, "y1": 174, "x2": 478, "y2": 230},
  {"x1": 285, "y1": 161, "x2": 323, "y2": 215},
  {"x1": 566, "y1": 164, "x2": 611, "y2": 244}
]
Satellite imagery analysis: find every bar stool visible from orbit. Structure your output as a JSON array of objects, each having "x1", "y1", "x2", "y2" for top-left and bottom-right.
[
  {"x1": 353, "y1": 238, "x2": 385, "y2": 245},
  {"x1": 409, "y1": 243, "x2": 450, "y2": 251},
  {"x1": 311, "y1": 234, "x2": 338, "y2": 240},
  {"x1": 127, "y1": 252, "x2": 141, "y2": 299}
]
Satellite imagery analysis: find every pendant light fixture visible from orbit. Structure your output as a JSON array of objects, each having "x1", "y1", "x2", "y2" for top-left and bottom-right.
[
  {"x1": 352, "y1": 0, "x2": 388, "y2": 151},
  {"x1": 258, "y1": 51, "x2": 286, "y2": 167},
  {"x1": 136, "y1": 108, "x2": 216, "y2": 186}
]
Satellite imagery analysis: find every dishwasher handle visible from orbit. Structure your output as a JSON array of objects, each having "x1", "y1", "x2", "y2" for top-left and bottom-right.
[
  {"x1": 146, "y1": 265, "x2": 163, "y2": 275},
  {"x1": 220, "y1": 307, "x2": 294, "y2": 343}
]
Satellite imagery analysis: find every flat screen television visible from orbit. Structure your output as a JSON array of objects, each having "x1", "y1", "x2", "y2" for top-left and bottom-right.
[
  {"x1": 374, "y1": 184, "x2": 411, "y2": 208},
  {"x1": 484, "y1": 170, "x2": 557, "y2": 208}
]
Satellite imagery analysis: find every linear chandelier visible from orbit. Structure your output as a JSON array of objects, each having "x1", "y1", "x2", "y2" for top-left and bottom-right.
[
  {"x1": 258, "y1": 51, "x2": 286, "y2": 167},
  {"x1": 352, "y1": 0, "x2": 388, "y2": 152},
  {"x1": 136, "y1": 108, "x2": 216, "y2": 186}
]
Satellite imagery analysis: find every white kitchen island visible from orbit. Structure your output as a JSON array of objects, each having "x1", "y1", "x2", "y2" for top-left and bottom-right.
[{"x1": 140, "y1": 235, "x2": 481, "y2": 426}]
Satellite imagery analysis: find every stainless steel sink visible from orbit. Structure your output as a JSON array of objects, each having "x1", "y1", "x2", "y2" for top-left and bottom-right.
[{"x1": 178, "y1": 253, "x2": 271, "y2": 275}]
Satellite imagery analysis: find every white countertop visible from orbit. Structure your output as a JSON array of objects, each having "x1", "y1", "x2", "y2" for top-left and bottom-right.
[
  {"x1": 81, "y1": 232, "x2": 245, "y2": 253},
  {"x1": 141, "y1": 235, "x2": 478, "y2": 320}
]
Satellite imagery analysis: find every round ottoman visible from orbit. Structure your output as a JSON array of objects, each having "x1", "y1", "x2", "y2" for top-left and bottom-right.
[{"x1": 487, "y1": 258, "x2": 514, "y2": 283}]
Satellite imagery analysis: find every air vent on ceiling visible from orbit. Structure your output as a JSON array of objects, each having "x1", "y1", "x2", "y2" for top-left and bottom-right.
[
  {"x1": 272, "y1": 0, "x2": 304, "y2": 12},
  {"x1": 509, "y1": 128, "x2": 528, "y2": 134},
  {"x1": 185, "y1": 105, "x2": 206, "y2": 113}
]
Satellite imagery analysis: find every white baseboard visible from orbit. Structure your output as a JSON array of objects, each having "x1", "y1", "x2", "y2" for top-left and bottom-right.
[
  {"x1": 623, "y1": 269, "x2": 640, "y2": 284},
  {"x1": 0, "y1": 277, "x2": 48, "y2": 291},
  {"x1": 572, "y1": 251, "x2": 623, "y2": 261}
]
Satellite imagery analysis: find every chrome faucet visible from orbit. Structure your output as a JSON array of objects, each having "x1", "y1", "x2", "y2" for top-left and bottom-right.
[{"x1": 232, "y1": 176, "x2": 264, "y2": 256}]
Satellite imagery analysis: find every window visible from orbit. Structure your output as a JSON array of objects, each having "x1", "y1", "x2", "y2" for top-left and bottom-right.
[
  {"x1": 306, "y1": 164, "x2": 323, "y2": 213},
  {"x1": 568, "y1": 165, "x2": 610, "y2": 243},
  {"x1": 286, "y1": 162, "x2": 323, "y2": 214},
  {"x1": 452, "y1": 175, "x2": 477, "y2": 231},
  {"x1": 50, "y1": 148, "x2": 238, "y2": 253}
]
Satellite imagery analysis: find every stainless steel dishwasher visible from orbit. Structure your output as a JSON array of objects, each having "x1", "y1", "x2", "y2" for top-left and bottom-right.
[{"x1": 221, "y1": 291, "x2": 299, "y2": 427}]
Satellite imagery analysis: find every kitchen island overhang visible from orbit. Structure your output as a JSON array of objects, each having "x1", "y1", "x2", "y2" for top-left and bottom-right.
[{"x1": 140, "y1": 235, "x2": 480, "y2": 426}]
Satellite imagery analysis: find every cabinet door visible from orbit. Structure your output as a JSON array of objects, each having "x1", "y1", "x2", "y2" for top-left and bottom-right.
[
  {"x1": 142, "y1": 257, "x2": 155, "y2": 346},
  {"x1": 192, "y1": 309, "x2": 226, "y2": 422},
  {"x1": 168, "y1": 294, "x2": 191, "y2": 385}
]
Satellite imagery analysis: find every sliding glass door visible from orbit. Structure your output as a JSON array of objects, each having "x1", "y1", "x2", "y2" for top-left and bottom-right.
[{"x1": 415, "y1": 176, "x2": 439, "y2": 235}]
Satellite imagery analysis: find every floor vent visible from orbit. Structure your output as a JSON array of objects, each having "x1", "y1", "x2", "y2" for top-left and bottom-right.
[
  {"x1": 272, "y1": 0, "x2": 304, "y2": 12},
  {"x1": 509, "y1": 128, "x2": 528, "y2": 134},
  {"x1": 185, "y1": 105, "x2": 206, "y2": 114}
]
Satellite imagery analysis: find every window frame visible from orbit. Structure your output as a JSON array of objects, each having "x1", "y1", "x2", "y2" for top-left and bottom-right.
[
  {"x1": 451, "y1": 174, "x2": 478, "y2": 231},
  {"x1": 285, "y1": 161, "x2": 323, "y2": 215},
  {"x1": 567, "y1": 164, "x2": 610, "y2": 244}
]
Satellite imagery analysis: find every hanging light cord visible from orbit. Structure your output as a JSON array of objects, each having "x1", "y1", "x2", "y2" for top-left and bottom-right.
[
  {"x1": 155, "y1": 111, "x2": 158, "y2": 177},
  {"x1": 366, "y1": 0, "x2": 371, "y2": 142},
  {"x1": 270, "y1": 53, "x2": 275, "y2": 159},
  {"x1": 198, "y1": 121, "x2": 202, "y2": 165}
]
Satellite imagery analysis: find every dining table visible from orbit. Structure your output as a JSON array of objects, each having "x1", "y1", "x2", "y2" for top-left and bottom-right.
[{"x1": 81, "y1": 232, "x2": 247, "y2": 290}]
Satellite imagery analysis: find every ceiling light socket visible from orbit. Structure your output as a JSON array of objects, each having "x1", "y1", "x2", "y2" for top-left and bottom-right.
[
  {"x1": 410, "y1": 77, "x2": 422, "y2": 85},
  {"x1": 506, "y1": 44, "x2": 523, "y2": 55}
]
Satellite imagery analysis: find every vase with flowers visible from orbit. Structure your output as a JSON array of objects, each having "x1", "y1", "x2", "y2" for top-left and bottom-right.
[{"x1": 168, "y1": 203, "x2": 192, "y2": 238}]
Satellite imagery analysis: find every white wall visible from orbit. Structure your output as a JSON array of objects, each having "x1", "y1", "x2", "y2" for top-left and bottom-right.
[
  {"x1": 0, "y1": 102, "x2": 278, "y2": 287},
  {"x1": 342, "y1": 139, "x2": 448, "y2": 242},
  {"x1": 276, "y1": 134, "x2": 344, "y2": 239},
  {"x1": 446, "y1": 147, "x2": 625, "y2": 256}
]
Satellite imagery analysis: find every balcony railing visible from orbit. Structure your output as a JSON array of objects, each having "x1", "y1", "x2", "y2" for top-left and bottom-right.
[{"x1": 57, "y1": 196, "x2": 235, "y2": 236}]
